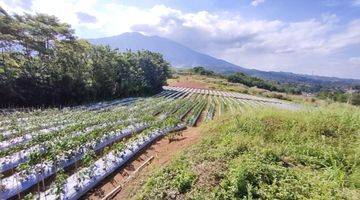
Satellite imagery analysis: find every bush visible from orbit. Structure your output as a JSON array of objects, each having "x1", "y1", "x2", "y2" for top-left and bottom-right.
[
  {"x1": 191, "y1": 66, "x2": 216, "y2": 76},
  {"x1": 351, "y1": 93, "x2": 360, "y2": 105}
]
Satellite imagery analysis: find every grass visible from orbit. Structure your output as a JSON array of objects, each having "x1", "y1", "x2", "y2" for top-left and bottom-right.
[{"x1": 136, "y1": 104, "x2": 360, "y2": 199}]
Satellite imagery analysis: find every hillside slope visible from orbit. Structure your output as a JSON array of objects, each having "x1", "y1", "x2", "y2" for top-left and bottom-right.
[
  {"x1": 136, "y1": 105, "x2": 360, "y2": 199},
  {"x1": 89, "y1": 32, "x2": 243, "y2": 73}
]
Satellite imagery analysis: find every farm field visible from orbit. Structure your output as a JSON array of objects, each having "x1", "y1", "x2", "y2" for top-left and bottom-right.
[
  {"x1": 0, "y1": 86, "x2": 298, "y2": 199},
  {"x1": 167, "y1": 74, "x2": 321, "y2": 105}
]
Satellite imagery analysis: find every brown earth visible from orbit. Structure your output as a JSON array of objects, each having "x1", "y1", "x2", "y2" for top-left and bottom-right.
[
  {"x1": 82, "y1": 126, "x2": 204, "y2": 200},
  {"x1": 168, "y1": 76, "x2": 209, "y2": 89}
]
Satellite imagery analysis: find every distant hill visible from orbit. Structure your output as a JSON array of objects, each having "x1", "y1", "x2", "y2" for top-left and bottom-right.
[
  {"x1": 244, "y1": 70, "x2": 360, "y2": 90},
  {"x1": 89, "y1": 32, "x2": 360, "y2": 91}
]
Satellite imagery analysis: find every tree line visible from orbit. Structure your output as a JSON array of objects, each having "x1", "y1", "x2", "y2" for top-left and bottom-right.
[
  {"x1": 0, "y1": 8, "x2": 170, "y2": 108},
  {"x1": 189, "y1": 67, "x2": 301, "y2": 94},
  {"x1": 316, "y1": 90, "x2": 360, "y2": 105},
  {"x1": 227, "y1": 72, "x2": 302, "y2": 94}
]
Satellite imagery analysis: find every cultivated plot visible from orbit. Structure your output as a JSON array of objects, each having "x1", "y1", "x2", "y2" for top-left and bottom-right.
[{"x1": 0, "y1": 87, "x2": 299, "y2": 199}]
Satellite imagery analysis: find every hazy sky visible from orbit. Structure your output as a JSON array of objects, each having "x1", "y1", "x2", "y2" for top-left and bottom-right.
[{"x1": 1, "y1": 0, "x2": 360, "y2": 79}]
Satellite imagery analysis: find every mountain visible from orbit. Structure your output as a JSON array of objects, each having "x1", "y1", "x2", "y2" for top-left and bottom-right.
[
  {"x1": 89, "y1": 32, "x2": 360, "y2": 90},
  {"x1": 89, "y1": 32, "x2": 245, "y2": 73}
]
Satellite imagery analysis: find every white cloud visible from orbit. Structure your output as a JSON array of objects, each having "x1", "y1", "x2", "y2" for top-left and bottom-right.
[
  {"x1": 0, "y1": 0, "x2": 160, "y2": 37},
  {"x1": 349, "y1": 57, "x2": 360, "y2": 65},
  {"x1": 131, "y1": 7, "x2": 360, "y2": 56},
  {"x1": 352, "y1": 0, "x2": 360, "y2": 6},
  {"x1": 76, "y1": 12, "x2": 97, "y2": 24},
  {"x1": 323, "y1": 20, "x2": 360, "y2": 52},
  {"x1": 1, "y1": 0, "x2": 360, "y2": 78},
  {"x1": 251, "y1": 0, "x2": 266, "y2": 7},
  {"x1": 129, "y1": 7, "x2": 360, "y2": 78}
]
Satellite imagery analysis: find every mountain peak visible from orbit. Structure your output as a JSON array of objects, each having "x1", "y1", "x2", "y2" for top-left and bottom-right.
[
  {"x1": 89, "y1": 33, "x2": 244, "y2": 73},
  {"x1": 119, "y1": 31, "x2": 146, "y2": 37}
]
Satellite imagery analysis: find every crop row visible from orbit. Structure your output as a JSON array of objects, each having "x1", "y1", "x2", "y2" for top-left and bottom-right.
[
  {"x1": 0, "y1": 97, "x2": 136, "y2": 141},
  {"x1": 163, "y1": 86, "x2": 301, "y2": 110},
  {"x1": 0, "y1": 93, "x2": 183, "y2": 169},
  {"x1": 0, "y1": 87, "x2": 300, "y2": 199},
  {"x1": 0, "y1": 91, "x2": 192, "y2": 199},
  {"x1": 40, "y1": 123, "x2": 186, "y2": 200}
]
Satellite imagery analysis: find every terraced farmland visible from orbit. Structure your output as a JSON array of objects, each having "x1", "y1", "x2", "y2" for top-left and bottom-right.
[{"x1": 0, "y1": 87, "x2": 299, "y2": 199}]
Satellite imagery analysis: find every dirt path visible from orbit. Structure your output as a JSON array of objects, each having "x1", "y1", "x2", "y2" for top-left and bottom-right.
[{"x1": 82, "y1": 127, "x2": 204, "y2": 200}]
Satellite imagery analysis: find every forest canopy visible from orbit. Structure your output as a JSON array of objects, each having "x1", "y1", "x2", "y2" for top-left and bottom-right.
[{"x1": 0, "y1": 7, "x2": 171, "y2": 108}]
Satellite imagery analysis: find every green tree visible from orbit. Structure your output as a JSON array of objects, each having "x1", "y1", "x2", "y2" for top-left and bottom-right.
[{"x1": 0, "y1": 7, "x2": 171, "y2": 108}]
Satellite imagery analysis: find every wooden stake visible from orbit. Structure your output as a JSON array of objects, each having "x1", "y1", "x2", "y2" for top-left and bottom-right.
[{"x1": 101, "y1": 156, "x2": 154, "y2": 200}]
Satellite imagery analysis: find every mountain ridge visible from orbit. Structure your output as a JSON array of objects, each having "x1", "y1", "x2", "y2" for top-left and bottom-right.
[
  {"x1": 88, "y1": 32, "x2": 360, "y2": 88},
  {"x1": 88, "y1": 32, "x2": 245, "y2": 73}
]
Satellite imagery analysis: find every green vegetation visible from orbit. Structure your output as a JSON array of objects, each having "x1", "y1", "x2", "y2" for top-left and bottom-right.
[
  {"x1": 137, "y1": 105, "x2": 360, "y2": 199},
  {"x1": 0, "y1": 8, "x2": 170, "y2": 107},
  {"x1": 182, "y1": 68, "x2": 302, "y2": 95},
  {"x1": 317, "y1": 90, "x2": 360, "y2": 106},
  {"x1": 176, "y1": 68, "x2": 360, "y2": 105},
  {"x1": 228, "y1": 72, "x2": 301, "y2": 94},
  {"x1": 191, "y1": 66, "x2": 216, "y2": 76}
]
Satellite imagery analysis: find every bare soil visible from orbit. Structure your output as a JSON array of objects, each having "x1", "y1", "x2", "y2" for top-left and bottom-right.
[{"x1": 168, "y1": 76, "x2": 209, "y2": 89}]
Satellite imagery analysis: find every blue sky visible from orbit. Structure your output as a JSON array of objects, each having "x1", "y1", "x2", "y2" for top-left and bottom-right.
[{"x1": 1, "y1": 0, "x2": 360, "y2": 79}]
